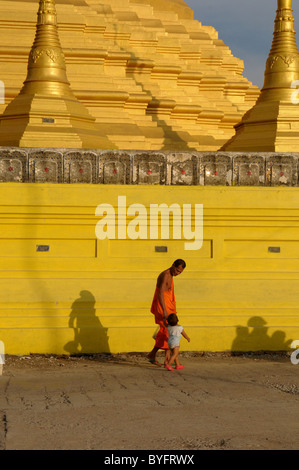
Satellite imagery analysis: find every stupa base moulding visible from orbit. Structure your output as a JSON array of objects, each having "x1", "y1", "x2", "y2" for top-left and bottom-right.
[{"x1": 0, "y1": 147, "x2": 299, "y2": 187}]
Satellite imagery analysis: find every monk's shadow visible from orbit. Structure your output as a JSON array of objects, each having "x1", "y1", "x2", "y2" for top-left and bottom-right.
[
  {"x1": 64, "y1": 290, "x2": 110, "y2": 354},
  {"x1": 231, "y1": 316, "x2": 292, "y2": 354}
]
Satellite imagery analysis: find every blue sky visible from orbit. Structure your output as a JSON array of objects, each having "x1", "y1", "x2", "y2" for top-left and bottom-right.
[{"x1": 185, "y1": 0, "x2": 299, "y2": 89}]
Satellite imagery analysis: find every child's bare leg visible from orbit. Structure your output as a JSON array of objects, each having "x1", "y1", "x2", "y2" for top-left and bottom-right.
[
  {"x1": 164, "y1": 348, "x2": 171, "y2": 365},
  {"x1": 168, "y1": 347, "x2": 180, "y2": 366}
]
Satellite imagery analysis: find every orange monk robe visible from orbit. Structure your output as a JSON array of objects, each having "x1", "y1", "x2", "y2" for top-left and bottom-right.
[{"x1": 151, "y1": 279, "x2": 177, "y2": 350}]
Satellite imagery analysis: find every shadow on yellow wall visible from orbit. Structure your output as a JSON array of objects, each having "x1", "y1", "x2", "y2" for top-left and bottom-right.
[
  {"x1": 64, "y1": 290, "x2": 110, "y2": 354},
  {"x1": 231, "y1": 316, "x2": 293, "y2": 353}
]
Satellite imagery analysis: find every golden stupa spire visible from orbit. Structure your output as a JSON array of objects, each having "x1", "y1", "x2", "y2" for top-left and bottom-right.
[
  {"x1": 222, "y1": 0, "x2": 299, "y2": 152},
  {"x1": 22, "y1": 0, "x2": 73, "y2": 96},
  {"x1": 262, "y1": 0, "x2": 298, "y2": 100},
  {"x1": 0, "y1": 0, "x2": 114, "y2": 149}
]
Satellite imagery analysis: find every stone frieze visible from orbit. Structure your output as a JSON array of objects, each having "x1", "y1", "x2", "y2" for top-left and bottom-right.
[{"x1": 0, "y1": 147, "x2": 298, "y2": 186}]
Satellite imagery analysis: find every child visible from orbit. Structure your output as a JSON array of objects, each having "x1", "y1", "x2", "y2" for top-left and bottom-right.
[{"x1": 165, "y1": 313, "x2": 190, "y2": 371}]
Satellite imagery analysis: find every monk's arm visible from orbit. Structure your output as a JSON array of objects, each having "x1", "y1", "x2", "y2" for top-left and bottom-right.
[{"x1": 157, "y1": 274, "x2": 169, "y2": 320}]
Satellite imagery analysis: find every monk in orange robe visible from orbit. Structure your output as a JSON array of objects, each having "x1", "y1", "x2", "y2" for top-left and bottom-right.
[{"x1": 148, "y1": 259, "x2": 186, "y2": 366}]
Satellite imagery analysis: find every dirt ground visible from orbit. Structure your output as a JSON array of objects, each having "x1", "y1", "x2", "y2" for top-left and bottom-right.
[{"x1": 0, "y1": 352, "x2": 299, "y2": 451}]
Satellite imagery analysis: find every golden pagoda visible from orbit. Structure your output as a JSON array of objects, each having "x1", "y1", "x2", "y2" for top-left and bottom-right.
[
  {"x1": 222, "y1": 0, "x2": 299, "y2": 152},
  {"x1": 0, "y1": 0, "x2": 115, "y2": 149},
  {"x1": 0, "y1": 0, "x2": 259, "y2": 150}
]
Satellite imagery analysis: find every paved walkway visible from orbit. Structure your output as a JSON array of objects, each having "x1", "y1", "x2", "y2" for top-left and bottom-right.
[{"x1": 0, "y1": 354, "x2": 298, "y2": 450}]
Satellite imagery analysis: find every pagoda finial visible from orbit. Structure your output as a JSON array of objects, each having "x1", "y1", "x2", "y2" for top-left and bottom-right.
[
  {"x1": 275, "y1": 0, "x2": 294, "y2": 31},
  {"x1": 37, "y1": 0, "x2": 57, "y2": 25}
]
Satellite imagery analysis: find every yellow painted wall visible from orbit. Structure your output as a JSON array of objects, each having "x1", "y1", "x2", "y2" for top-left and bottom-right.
[{"x1": 0, "y1": 183, "x2": 299, "y2": 354}]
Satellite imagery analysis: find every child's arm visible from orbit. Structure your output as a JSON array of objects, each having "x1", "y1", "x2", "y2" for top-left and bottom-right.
[{"x1": 181, "y1": 329, "x2": 190, "y2": 342}]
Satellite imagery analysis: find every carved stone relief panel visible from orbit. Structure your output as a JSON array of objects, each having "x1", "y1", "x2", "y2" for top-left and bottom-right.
[
  {"x1": 64, "y1": 152, "x2": 97, "y2": 184},
  {"x1": 266, "y1": 155, "x2": 297, "y2": 186},
  {"x1": 29, "y1": 150, "x2": 63, "y2": 183},
  {"x1": 98, "y1": 152, "x2": 131, "y2": 184},
  {"x1": 199, "y1": 154, "x2": 232, "y2": 186},
  {"x1": 233, "y1": 154, "x2": 265, "y2": 186},
  {"x1": 167, "y1": 153, "x2": 197, "y2": 185},
  {"x1": 133, "y1": 153, "x2": 166, "y2": 185},
  {"x1": 0, "y1": 150, "x2": 28, "y2": 182}
]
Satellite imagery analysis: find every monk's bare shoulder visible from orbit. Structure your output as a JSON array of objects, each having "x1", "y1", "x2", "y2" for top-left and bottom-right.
[{"x1": 157, "y1": 269, "x2": 171, "y2": 289}]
